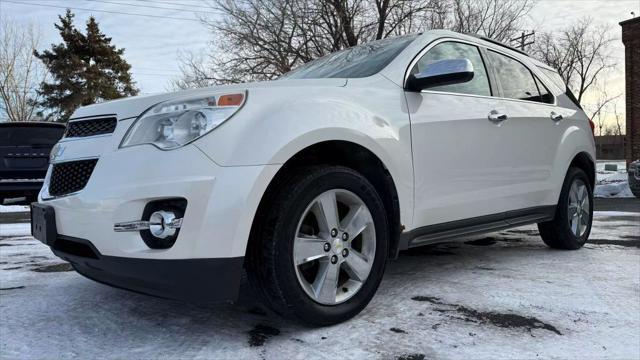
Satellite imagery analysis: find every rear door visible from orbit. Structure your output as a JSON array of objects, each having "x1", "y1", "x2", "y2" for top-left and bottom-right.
[
  {"x1": 406, "y1": 40, "x2": 518, "y2": 227},
  {"x1": 485, "y1": 50, "x2": 565, "y2": 209}
]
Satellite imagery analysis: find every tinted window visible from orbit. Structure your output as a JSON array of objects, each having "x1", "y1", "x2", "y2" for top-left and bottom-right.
[
  {"x1": 534, "y1": 76, "x2": 554, "y2": 104},
  {"x1": 0, "y1": 126, "x2": 65, "y2": 147},
  {"x1": 281, "y1": 35, "x2": 418, "y2": 79},
  {"x1": 537, "y1": 67, "x2": 566, "y2": 91},
  {"x1": 488, "y1": 51, "x2": 541, "y2": 102},
  {"x1": 537, "y1": 66, "x2": 582, "y2": 109},
  {"x1": 412, "y1": 42, "x2": 491, "y2": 96}
]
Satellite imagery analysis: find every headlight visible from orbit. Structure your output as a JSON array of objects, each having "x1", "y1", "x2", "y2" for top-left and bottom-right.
[{"x1": 120, "y1": 92, "x2": 246, "y2": 150}]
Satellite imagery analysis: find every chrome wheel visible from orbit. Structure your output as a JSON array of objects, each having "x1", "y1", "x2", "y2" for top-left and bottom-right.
[
  {"x1": 293, "y1": 189, "x2": 376, "y2": 305},
  {"x1": 567, "y1": 179, "x2": 590, "y2": 237}
]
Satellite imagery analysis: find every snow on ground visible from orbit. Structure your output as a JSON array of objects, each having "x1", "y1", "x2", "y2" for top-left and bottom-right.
[
  {"x1": 595, "y1": 160, "x2": 634, "y2": 198},
  {"x1": 1, "y1": 212, "x2": 638, "y2": 359},
  {"x1": 0, "y1": 223, "x2": 30, "y2": 237},
  {"x1": 0, "y1": 205, "x2": 29, "y2": 213}
]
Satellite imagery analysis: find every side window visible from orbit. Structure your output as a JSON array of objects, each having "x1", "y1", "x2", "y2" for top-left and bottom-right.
[
  {"x1": 534, "y1": 76, "x2": 554, "y2": 104},
  {"x1": 487, "y1": 51, "x2": 541, "y2": 102},
  {"x1": 412, "y1": 41, "x2": 491, "y2": 97},
  {"x1": 538, "y1": 67, "x2": 567, "y2": 91}
]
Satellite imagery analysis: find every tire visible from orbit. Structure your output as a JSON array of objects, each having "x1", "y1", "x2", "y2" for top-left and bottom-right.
[
  {"x1": 246, "y1": 166, "x2": 389, "y2": 325},
  {"x1": 629, "y1": 174, "x2": 640, "y2": 199},
  {"x1": 538, "y1": 167, "x2": 593, "y2": 250}
]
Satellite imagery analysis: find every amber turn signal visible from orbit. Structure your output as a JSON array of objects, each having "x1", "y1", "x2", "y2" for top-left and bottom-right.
[{"x1": 217, "y1": 93, "x2": 244, "y2": 106}]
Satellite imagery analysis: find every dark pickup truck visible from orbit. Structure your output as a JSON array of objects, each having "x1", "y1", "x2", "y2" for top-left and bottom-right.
[{"x1": 1, "y1": 122, "x2": 65, "y2": 205}]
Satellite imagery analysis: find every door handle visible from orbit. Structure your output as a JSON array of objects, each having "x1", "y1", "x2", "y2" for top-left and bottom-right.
[
  {"x1": 550, "y1": 112, "x2": 563, "y2": 122},
  {"x1": 488, "y1": 110, "x2": 508, "y2": 123}
]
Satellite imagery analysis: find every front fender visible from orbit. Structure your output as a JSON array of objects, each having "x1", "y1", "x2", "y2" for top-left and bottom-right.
[{"x1": 194, "y1": 83, "x2": 414, "y2": 229}]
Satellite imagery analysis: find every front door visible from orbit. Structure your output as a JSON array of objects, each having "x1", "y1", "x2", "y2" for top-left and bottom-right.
[{"x1": 406, "y1": 40, "x2": 518, "y2": 227}]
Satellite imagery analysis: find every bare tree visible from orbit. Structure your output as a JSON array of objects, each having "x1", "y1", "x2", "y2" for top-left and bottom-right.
[
  {"x1": 0, "y1": 16, "x2": 47, "y2": 122},
  {"x1": 612, "y1": 103, "x2": 624, "y2": 137},
  {"x1": 450, "y1": 0, "x2": 532, "y2": 41},
  {"x1": 172, "y1": 0, "x2": 533, "y2": 89},
  {"x1": 588, "y1": 86, "x2": 621, "y2": 138},
  {"x1": 532, "y1": 17, "x2": 617, "y2": 104}
]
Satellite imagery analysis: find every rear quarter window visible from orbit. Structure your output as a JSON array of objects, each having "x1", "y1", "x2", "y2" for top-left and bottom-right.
[
  {"x1": 537, "y1": 67, "x2": 566, "y2": 91},
  {"x1": 537, "y1": 66, "x2": 582, "y2": 109}
]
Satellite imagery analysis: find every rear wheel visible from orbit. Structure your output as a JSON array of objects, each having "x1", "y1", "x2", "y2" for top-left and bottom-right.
[
  {"x1": 538, "y1": 167, "x2": 593, "y2": 250},
  {"x1": 246, "y1": 166, "x2": 389, "y2": 325}
]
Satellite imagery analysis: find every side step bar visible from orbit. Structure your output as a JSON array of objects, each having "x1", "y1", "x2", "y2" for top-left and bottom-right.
[{"x1": 399, "y1": 205, "x2": 556, "y2": 250}]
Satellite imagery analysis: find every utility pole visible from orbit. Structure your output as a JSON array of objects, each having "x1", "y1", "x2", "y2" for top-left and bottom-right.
[{"x1": 510, "y1": 31, "x2": 535, "y2": 51}]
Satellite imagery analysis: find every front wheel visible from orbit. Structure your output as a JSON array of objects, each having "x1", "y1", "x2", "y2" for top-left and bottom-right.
[
  {"x1": 538, "y1": 167, "x2": 593, "y2": 250},
  {"x1": 246, "y1": 166, "x2": 389, "y2": 325}
]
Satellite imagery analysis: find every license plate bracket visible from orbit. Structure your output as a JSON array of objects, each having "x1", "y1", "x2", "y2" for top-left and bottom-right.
[{"x1": 31, "y1": 203, "x2": 57, "y2": 245}]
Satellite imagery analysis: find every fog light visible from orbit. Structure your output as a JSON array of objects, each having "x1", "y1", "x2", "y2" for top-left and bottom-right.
[
  {"x1": 149, "y1": 210, "x2": 182, "y2": 239},
  {"x1": 113, "y1": 198, "x2": 187, "y2": 249},
  {"x1": 113, "y1": 211, "x2": 183, "y2": 236}
]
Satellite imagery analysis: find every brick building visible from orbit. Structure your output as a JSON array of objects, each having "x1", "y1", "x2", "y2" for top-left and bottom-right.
[
  {"x1": 595, "y1": 135, "x2": 625, "y2": 159},
  {"x1": 620, "y1": 17, "x2": 640, "y2": 164}
]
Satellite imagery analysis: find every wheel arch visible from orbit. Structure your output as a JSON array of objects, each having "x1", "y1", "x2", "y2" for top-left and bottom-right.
[
  {"x1": 569, "y1": 151, "x2": 596, "y2": 189},
  {"x1": 246, "y1": 140, "x2": 403, "y2": 262}
]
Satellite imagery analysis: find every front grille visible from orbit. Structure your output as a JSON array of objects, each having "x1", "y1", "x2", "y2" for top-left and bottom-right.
[
  {"x1": 49, "y1": 159, "x2": 98, "y2": 196},
  {"x1": 65, "y1": 117, "x2": 117, "y2": 138}
]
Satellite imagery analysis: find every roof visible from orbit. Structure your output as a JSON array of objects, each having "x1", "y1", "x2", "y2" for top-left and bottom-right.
[{"x1": 619, "y1": 17, "x2": 640, "y2": 26}]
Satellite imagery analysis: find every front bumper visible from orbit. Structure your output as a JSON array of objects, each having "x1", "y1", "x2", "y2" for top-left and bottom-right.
[
  {"x1": 51, "y1": 235, "x2": 243, "y2": 302},
  {"x1": 41, "y1": 142, "x2": 279, "y2": 259},
  {"x1": 37, "y1": 119, "x2": 280, "y2": 302}
]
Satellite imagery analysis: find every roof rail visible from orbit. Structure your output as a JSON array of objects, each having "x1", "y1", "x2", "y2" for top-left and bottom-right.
[{"x1": 466, "y1": 34, "x2": 530, "y2": 57}]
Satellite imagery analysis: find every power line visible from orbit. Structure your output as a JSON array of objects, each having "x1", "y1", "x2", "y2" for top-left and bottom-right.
[
  {"x1": 133, "y1": 72, "x2": 180, "y2": 77},
  {"x1": 133, "y1": 66, "x2": 181, "y2": 73},
  {"x1": 511, "y1": 31, "x2": 535, "y2": 51},
  {"x1": 134, "y1": 0, "x2": 218, "y2": 7},
  {"x1": 133, "y1": 0, "x2": 218, "y2": 12},
  {"x1": 2, "y1": 0, "x2": 202, "y2": 22},
  {"x1": 83, "y1": 0, "x2": 222, "y2": 16}
]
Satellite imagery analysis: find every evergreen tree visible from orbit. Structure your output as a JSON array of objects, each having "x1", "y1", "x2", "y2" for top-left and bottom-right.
[{"x1": 34, "y1": 10, "x2": 138, "y2": 121}]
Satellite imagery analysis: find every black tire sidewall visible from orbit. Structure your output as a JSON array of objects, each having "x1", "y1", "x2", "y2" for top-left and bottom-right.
[
  {"x1": 270, "y1": 167, "x2": 388, "y2": 325},
  {"x1": 556, "y1": 168, "x2": 594, "y2": 249}
]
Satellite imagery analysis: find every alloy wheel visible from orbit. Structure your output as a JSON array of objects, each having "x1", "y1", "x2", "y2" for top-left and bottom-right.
[
  {"x1": 567, "y1": 178, "x2": 590, "y2": 237},
  {"x1": 293, "y1": 189, "x2": 376, "y2": 305}
]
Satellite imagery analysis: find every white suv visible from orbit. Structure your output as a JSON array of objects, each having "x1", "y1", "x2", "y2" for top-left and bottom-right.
[{"x1": 31, "y1": 30, "x2": 596, "y2": 325}]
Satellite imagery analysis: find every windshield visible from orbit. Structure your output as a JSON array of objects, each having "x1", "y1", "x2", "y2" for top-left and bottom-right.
[{"x1": 281, "y1": 35, "x2": 418, "y2": 79}]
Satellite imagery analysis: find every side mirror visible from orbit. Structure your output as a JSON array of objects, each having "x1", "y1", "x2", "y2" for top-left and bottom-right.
[{"x1": 406, "y1": 58, "x2": 474, "y2": 92}]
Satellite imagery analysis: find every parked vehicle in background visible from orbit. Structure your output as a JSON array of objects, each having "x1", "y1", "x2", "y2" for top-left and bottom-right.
[
  {"x1": 31, "y1": 30, "x2": 596, "y2": 325},
  {"x1": 629, "y1": 160, "x2": 640, "y2": 198},
  {"x1": 0, "y1": 122, "x2": 65, "y2": 205}
]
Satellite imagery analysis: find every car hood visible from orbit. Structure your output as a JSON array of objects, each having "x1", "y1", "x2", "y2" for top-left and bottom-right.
[{"x1": 71, "y1": 78, "x2": 348, "y2": 120}]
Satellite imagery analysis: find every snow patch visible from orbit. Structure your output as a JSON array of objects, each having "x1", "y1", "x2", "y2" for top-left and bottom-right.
[
  {"x1": 0, "y1": 205, "x2": 30, "y2": 213},
  {"x1": 595, "y1": 161, "x2": 634, "y2": 198},
  {"x1": 0, "y1": 223, "x2": 31, "y2": 236},
  {"x1": 594, "y1": 211, "x2": 640, "y2": 218}
]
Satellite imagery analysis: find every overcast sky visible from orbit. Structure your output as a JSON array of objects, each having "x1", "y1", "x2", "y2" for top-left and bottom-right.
[{"x1": 1, "y1": 0, "x2": 639, "y2": 120}]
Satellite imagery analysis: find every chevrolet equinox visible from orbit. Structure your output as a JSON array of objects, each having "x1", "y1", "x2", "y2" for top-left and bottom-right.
[{"x1": 32, "y1": 30, "x2": 596, "y2": 325}]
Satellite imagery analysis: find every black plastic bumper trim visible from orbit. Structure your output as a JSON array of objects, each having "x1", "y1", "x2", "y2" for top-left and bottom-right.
[{"x1": 51, "y1": 235, "x2": 244, "y2": 303}]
